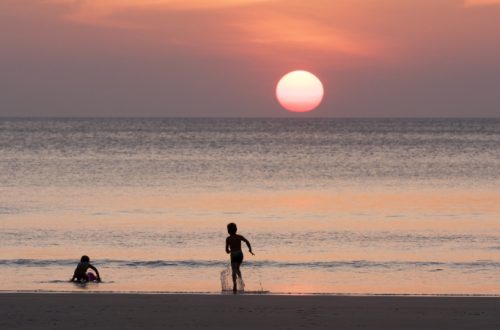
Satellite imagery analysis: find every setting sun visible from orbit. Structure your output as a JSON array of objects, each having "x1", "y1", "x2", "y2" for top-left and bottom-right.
[{"x1": 276, "y1": 70, "x2": 324, "y2": 112}]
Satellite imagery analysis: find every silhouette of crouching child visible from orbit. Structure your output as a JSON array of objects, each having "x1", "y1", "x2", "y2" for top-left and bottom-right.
[
  {"x1": 70, "y1": 255, "x2": 101, "y2": 282},
  {"x1": 225, "y1": 223, "x2": 254, "y2": 293}
]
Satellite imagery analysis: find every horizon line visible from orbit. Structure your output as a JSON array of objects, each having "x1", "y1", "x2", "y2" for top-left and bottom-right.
[{"x1": 1, "y1": 116, "x2": 499, "y2": 120}]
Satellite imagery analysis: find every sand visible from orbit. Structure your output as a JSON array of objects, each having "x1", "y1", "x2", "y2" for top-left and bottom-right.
[{"x1": 1, "y1": 293, "x2": 499, "y2": 329}]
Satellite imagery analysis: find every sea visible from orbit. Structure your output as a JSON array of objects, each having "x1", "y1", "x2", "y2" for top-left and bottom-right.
[{"x1": 0, "y1": 118, "x2": 499, "y2": 295}]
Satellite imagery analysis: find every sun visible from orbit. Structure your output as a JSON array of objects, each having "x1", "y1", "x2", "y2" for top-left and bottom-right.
[{"x1": 276, "y1": 70, "x2": 324, "y2": 112}]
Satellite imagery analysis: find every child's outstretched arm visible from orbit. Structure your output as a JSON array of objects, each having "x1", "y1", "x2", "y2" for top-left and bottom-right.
[
  {"x1": 242, "y1": 236, "x2": 254, "y2": 255},
  {"x1": 89, "y1": 265, "x2": 101, "y2": 281}
]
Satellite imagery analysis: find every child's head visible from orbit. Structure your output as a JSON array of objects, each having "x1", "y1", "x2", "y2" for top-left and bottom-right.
[
  {"x1": 80, "y1": 255, "x2": 90, "y2": 262},
  {"x1": 227, "y1": 222, "x2": 237, "y2": 234}
]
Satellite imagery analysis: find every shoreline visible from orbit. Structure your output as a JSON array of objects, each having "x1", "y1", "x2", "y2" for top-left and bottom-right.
[
  {"x1": 1, "y1": 293, "x2": 499, "y2": 329},
  {"x1": 1, "y1": 290, "x2": 500, "y2": 297}
]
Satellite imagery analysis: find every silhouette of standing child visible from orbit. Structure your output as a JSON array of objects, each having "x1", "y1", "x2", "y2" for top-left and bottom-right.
[
  {"x1": 70, "y1": 255, "x2": 101, "y2": 283},
  {"x1": 225, "y1": 223, "x2": 254, "y2": 293}
]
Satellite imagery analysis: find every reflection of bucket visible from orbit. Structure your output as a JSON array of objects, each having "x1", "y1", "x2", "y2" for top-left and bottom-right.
[
  {"x1": 220, "y1": 265, "x2": 245, "y2": 292},
  {"x1": 87, "y1": 272, "x2": 97, "y2": 281}
]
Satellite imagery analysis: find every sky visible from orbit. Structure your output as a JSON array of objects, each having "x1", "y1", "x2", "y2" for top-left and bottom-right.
[{"x1": 1, "y1": 0, "x2": 499, "y2": 117}]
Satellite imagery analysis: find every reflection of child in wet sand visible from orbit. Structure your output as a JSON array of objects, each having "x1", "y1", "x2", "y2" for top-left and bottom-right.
[
  {"x1": 70, "y1": 255, "x2": 101, "y2": 283},
  {"x1": 225, "y1": 223, "x2": 254, "y2": 293}
]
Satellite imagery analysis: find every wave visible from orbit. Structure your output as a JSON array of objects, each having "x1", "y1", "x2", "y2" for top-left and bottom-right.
[{"x1": 0, "y1": 259, "x2": 498, "y2": 270}]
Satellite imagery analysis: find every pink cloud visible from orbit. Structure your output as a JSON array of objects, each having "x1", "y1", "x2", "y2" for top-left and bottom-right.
[
  {"x1": 43, "y1": 0, "x2": 384, "y2": 62},
  {"x1": 463, "y1": 0, "x2": 500, "y2": 7}
]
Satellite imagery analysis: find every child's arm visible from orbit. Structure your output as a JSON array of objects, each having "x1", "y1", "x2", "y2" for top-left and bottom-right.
[
  {"x1": 225, "y1": 237, "x2": 231, "y2": 254},
  {"x1": 89, "y1": 265, "x2": 101, "y2": 281},
  {"x1": 70, "y1": 267, "x2": 78, "y2": 281},
  {"x1": 241, "y1": 236, "x2": 254, "y2": 255}
]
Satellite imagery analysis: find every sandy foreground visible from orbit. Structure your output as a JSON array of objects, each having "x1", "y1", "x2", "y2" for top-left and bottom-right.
[{"x1": 1, "y1": 293, "x2": 499, "y2": 329}]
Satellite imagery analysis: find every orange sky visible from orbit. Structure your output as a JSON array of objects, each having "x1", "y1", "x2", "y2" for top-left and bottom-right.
[{"x1": 1, "y1": 0, "x2": 499, "y2": 116}]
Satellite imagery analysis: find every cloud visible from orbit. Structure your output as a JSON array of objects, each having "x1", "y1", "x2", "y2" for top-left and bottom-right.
[
  {"x1": 44, "y1": 0, "x2": 272, "y2": 27},
  {"x1": 463, "y1": 0, "x2": 500, "y2": 7},
  {"x1": 231, "y1": 12, "x2": 379, "y2": 57},
  {"x1": 43, "y1": 0, "x2": 383, "y2": 60}
]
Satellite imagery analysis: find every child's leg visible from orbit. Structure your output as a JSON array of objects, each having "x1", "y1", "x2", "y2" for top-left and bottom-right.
[
  {"x1": 233, "y1": 263, "x2": 244, "y2": 293},
  {"x1": 231, "y1": 267, "x2": 237, "y2": 282},
  {"x1": 236, "y1": 263, "x2": 242, "y2": 279},
  {"x1": 231, "y1": 263, "x2": 238, "y2": 292}
]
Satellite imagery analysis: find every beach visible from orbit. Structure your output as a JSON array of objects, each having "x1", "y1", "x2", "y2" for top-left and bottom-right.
[{"x1": 1, "y1": 293, "x2": 499, "y2": 329}]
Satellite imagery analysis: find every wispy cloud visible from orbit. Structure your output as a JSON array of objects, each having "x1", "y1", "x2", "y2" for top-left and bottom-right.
[
  {"x1": 231, "y1": 13, "x2": 378, "y2": 57},
  {"x1": 45, "y1": 0, "x2": 272, "y2": 27},
  {"x1": 44, "y1": 0, "x2": 382, "y2": 59},
  {"x1": 463, "y1": 0, "x2": 500, "y2": 7}
]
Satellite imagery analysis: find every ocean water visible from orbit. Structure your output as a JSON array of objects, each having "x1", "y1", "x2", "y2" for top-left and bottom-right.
[{"x1": 0, "y1": 118, "x2": 499, "y2": 294}]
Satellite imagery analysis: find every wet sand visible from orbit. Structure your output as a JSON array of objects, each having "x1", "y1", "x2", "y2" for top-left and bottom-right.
[{"x1": 1, "y1": 293, "x2": 499, "y2": 329}]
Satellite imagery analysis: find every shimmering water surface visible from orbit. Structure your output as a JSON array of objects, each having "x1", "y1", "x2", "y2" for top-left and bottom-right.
[{"x1": 0, "y1": 118, "x2": 499, "y2": 294}]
